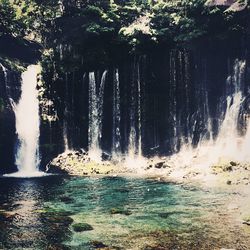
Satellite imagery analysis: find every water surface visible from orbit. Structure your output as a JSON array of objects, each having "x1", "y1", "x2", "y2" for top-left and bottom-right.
[{"x1": 0, "y1": 176, "x2": 248, "y2": 249}]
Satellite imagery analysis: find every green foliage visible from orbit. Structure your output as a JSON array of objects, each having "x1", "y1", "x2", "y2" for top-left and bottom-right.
[
  {"x1": 0, "y1": 0, "x2": 248, "y2": 71},
  {"x1": 0, "y1": 0, "x2": 247, "y2": 43},
  {"x1": 0, "y1": 0, "x2": 24, "y2": 36}
]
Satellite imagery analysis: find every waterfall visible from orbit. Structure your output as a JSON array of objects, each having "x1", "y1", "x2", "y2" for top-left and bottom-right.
[
  {"x1": 128, "y1": 62, "x2": 143, "y2": 157},
  {"x1": 63, "y1": 120, "x2": 69, "y2": 152},
  {"x1": 167, "y1": 59, "x2": 247, "y2": 169},
  {"x1": 0, "y1": 63, "x2": 7, "y2": 82},
  {"x1": 211, "y1": 59, "x2": 246, "y2": 163},
  {"x1": 169, "y1": 51, "x2": 178, "y2": 152},
  {"x1": 6, "y1": 65, "x2": 43, "y2": 177},
  {"x1": 63, "y1": 73, "x2": 70, "y2": 151},
  {"x1": 0, "y1": 63, "x2": 11, "y2": 99},
  {"x1": 126, "y1": 62, "x2": 146, "y2": 168},
  {"x1": 128, "y1": 65, "x2": 137, "y2": 158},
  {"x1": 112, "y1": 69, "x2": 121, "y2": 158},
  {"x1": 137, "y1": 63, "x2": 142, "y2": 157},
  {"x1": 99, "y1": 70, "x2": 107, "y2": 143},
  {"x1": 88, "y1": 71, "x2": 107, "y2": 161}
]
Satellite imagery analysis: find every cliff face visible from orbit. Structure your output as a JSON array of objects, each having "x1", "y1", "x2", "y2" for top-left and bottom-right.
[
  {"x1": 0, "y1": 65, "x2": 20, "y2": 174},
  {"x1": 38, "y1": 35, "x2": 249, "y2": 169},
  {"x1": 20, "y1": 1, "x2": 250, "y2": 170}
]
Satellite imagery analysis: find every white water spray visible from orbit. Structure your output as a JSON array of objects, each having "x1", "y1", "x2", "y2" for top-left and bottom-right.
[
  {"x1": 99, "y1": 70, "x2": 107, "y2": 142},
  {"x1": 88, "y1": 71, "x2": 107, "y2": 162},
  {"x1": 0, "y1": 63, "x2": 7, "y2": 82},
  {"x1": 125, "y1": 63, "x2": 146, "y2": 169},
  {"x1": 112, "y1": 69, "x2": 121, "y2": 159},
  {"x1": 63, "y1": 73, "x2": 70, "y2": 152},
  {"x1": 6, "y1": 65, "x2": 44, "y2": 177},
  {"x1": 166, "y1": 59, "x2": 247, "y2": 171}
]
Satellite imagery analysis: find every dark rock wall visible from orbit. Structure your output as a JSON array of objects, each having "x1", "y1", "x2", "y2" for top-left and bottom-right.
[
  {"x1": 39, "y1": 35, "x2": 249, "y2": 170},
  {"x1": 0, "y1": 65, "x2": 21, "y2": 174}
]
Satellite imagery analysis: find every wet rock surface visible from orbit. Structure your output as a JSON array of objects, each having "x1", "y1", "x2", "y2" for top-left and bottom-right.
[
  {"x1": 46, "y1": 150, "x2": 126, "y2": 176},
  {"x1": 110, "y1": 208, "x2": 132, "y2": 216},
  {"x1": 47, "y1": 150, "x2": 250, "y2": 190},
  {"x1": 72, "y1": 223, "x2": 94, "y2": 232}
]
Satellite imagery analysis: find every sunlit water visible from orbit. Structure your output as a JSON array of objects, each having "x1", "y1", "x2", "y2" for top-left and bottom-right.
[{"x1": 0, "y1": 176, "x2": 249, "y2": 249}]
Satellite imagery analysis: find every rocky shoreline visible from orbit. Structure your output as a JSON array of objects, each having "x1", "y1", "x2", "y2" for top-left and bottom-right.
[
  {"x1": 45, "y1": 150, "x2": 250, "y2": 233},
  {"x1": 45, "y1": 149, "x2": 250, "y2": 236},
  {"x1": 46, "y1": 150, "x2": 250, "y2": 189},
  {"x1": 46, "y1": 150, "x2": 129, "y2": 176}
]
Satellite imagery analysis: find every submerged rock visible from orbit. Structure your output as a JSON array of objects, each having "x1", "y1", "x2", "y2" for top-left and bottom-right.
[
  {"x1": 59, "y1": 196, "x2": 74, "y2": 204},
  {"x1": 72, "y1": 223, "x2": 93, "y2": 232},
  {"x1": 46, "y1": 243, "x2": 71, "y2": 250},
  {"x1": 42, "y1": 215, "x2": 74, "y2": 226},
  {"x1": 90, "y1": 240, "x2": 108, "y2": 248},
  {"x1": 110, "y1": 208, "x2": 132, "y2": 216},
  {"x1": 143, "y1": 245, "x2": 166, "y2": 250}
]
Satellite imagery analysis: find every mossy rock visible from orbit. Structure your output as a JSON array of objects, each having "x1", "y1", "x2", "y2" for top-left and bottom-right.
[
  {"x1": 158, "y1": 212, "x2": 173, "y2": 218},
  {"x1": 72, "y1": 223, "x2": 93, "y2": 232},
  {"x1": 59, "y1": 196, "x2": 74, "y2": 204},
  {"x1": 41, "y1": 208, "x2": 74, "y2": 217},
  {"x1": 110, "y1": 208, "x2": 132, "y2": 216},
  {"x1": 46, "y1": 243, "x2": 71, "y2": 250},
  {"x1": 42, "y1": 215, "x2": 74, "y2": 226},
  {"x1": 90, "y1": 240, "x2": 108, "y2": 248}
]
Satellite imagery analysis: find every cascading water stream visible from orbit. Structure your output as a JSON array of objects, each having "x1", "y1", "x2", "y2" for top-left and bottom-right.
[
  {"x1": 212, "y1": 59, "x2": 247, "y2": 163},
  {"x1": 137, "y1": 63, "x2": 142, "y2": 158},
  {"x1": 166, "y1": 59, "x2": 247, "y2": 171},
  {"x1": 0, "y1": 63, "x2": 7, "y2": 83},
  {"x1": 128, "y1": 63, "x2": 142, "y2": 157},
  {"x1": 126, "y1": 62, "x2": 146, "y2": 168},
  {"x1": 63, "y1": 73, "x2": 70, "y2": 151},
  {"x1": 99, "y1": 70, "x2": 107, "y2": 143},
  {"x1": 112, "y1": 69, "x2": 121, "y2": 159},
  {"x1": 88, "y1": 71, "x2": 107, "y2": 161},
  {"x1": 6, "y1": 65, "x2": 44, "y2": 177}
]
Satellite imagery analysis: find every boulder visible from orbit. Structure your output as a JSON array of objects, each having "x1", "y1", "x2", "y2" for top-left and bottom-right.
[
  {"x1": 72, "y1": 223, "x2": 93, "y2": 232},
  {"x1": 110, "y1": 208, "x2": 132, "y2": 216},
  {"x1": 154, "y1": 161, "x2": 165, "y2": 169},
  {"x1": 90, "y1": 240, "x2": 108, "y2": 248}
]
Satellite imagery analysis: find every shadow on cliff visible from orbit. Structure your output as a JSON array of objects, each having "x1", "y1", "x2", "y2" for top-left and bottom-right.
[{"x1": 0, "y1": 34, "x2": 41, "y2": 65}]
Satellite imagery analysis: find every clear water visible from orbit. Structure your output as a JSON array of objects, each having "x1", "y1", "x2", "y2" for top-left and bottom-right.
[{"x1": 0, "y1": 176, "x2": 248, "y2": 249}]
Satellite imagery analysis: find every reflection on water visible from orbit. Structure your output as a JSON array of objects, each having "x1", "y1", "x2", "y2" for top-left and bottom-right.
[{"x1": 0, "y1": 176, "x2": 249, "y2": 249}]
